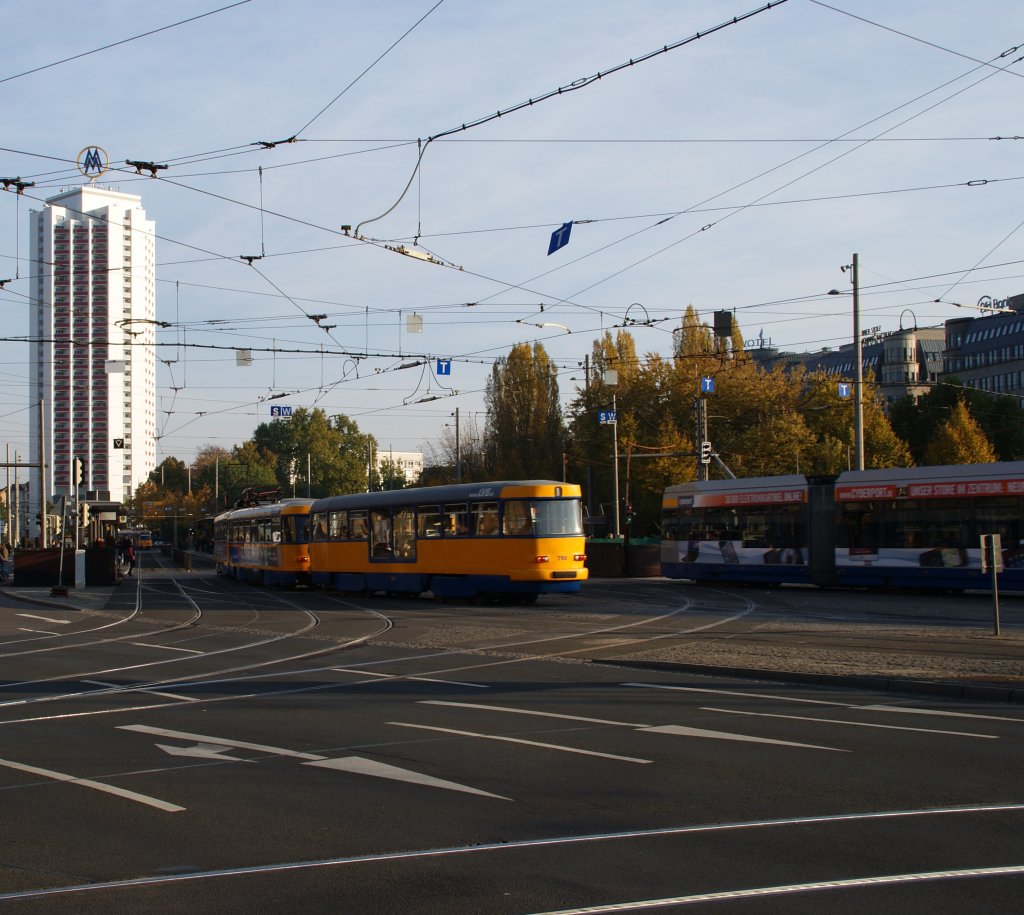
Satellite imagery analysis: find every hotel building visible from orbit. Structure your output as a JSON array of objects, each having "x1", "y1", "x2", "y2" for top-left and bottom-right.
[{"x1": 29, "y1": 186, "x2": 157, "y2": 527}]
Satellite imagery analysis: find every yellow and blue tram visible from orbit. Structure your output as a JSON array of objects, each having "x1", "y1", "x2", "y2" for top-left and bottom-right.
[
  {"x1": 308, "y1": 481, "x2": 588, "y2": 602},
  {"x1": 215, "y1": 481, "x2": 588, "y2": 600},
  {"x1": 214, "y1": 499, "x2": 314, "y2": 586}
]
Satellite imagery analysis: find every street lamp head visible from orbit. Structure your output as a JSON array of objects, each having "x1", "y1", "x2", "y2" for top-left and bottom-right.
[{"x1": 828, "y1": 289, "x2": 842, "y2": 296}]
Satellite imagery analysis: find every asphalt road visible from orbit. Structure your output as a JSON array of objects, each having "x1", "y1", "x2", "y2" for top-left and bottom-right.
[{"x1": 1, "y1": 559, "x2": 1022, "y2": 913}]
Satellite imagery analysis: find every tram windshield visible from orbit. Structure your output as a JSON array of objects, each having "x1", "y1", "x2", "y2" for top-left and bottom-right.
[{"x1": 503, "y1": 499, "x2": 584, "y2": 537}]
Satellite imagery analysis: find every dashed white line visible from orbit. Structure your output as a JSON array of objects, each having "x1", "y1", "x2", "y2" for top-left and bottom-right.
[
  {"x1": 0, "y1": 757, "x2": 184, "y2": 813},
  {"x1": 16, "y1": 613, "x2": 72, "y2": 625},
  {"x1": 703, "y1": 706, "x2": 999, "y2": 739},
  {"x1": 389, "y1": 721, "x2": 652, "y2": 763}
]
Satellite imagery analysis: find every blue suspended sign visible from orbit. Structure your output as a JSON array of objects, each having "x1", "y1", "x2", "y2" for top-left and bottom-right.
[
  {"x1": 700, "y1": 376, "x2": 715, "y2": 394},
  {"x1": 547, "y1": 221, "x2": 573, "y2": 256},
  {"x1": 436, "y1": 359, "x2": 452, "y2": 376},
  {"x1": 598, "y1": 410, "x2": 617, "y2": 425},
  {"x1": 270, "y1": 405, "x2": 293, "y2": 417},
  {"x1": 838, "y1": 383, "x2": 851, "y2": 399}
]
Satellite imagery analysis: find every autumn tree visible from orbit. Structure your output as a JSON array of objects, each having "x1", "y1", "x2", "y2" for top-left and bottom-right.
[{"x1": 923, "y1": 399, "x2": 998, "y2": 465}]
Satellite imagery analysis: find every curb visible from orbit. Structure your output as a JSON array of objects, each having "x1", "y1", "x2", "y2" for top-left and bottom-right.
[{"x1": 591, "y1": 658, "x2": 1024, "y2": 705}]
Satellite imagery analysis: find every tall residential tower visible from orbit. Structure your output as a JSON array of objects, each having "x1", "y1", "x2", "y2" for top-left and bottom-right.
[{"x1": 29, "y1": 186, "x2": 157, "y2": 524}]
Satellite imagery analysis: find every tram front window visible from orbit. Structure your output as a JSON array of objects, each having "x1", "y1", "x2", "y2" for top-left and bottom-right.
[{"x1": 505, "y1": 499, "x2": 583, "y2": 537}]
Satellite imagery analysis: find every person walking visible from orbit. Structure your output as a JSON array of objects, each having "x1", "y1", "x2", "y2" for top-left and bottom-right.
[
  {"x1": 125, "y1": 540, "x2": 136, "y2": 576},
  {"x1": 0, "y1": 541, "x2": 10, "y2": 584}
]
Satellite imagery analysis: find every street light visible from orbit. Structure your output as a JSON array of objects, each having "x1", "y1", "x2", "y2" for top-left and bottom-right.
[{"x1": 829, "y1": 252, "x2": 864, "y2": 471}]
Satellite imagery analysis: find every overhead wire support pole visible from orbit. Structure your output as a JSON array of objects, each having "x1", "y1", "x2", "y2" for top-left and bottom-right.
[{"x1": 852, "y1": 253, "x2": 864, "y2": 471}]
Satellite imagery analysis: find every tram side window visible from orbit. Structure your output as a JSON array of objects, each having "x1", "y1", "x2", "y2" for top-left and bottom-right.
[
  {"x1": 329, "y1": 510, "x2": 348, "y2": 539},
  {"x1": 349, "y1": 510, "x2": 369, "y2": 541},
  {"x1": 444, "y1": 503, "x2": 469, "y2": 537},
  {"x1": 473, "y1": 501, "x2": 500, "y2": 537},
  {"x1": 370, "y1": 510, "x2": 393, "y2": 558},
  {"x1": 417, "y1": 505, "x2": 441, "y2": 538},
  {"x1": 503, "y1": 500, "x2": 533, "y2": 536},
  {"x1": 281, "y1": 517, "x2": 295, "y2": 543},
  {"x1": 312, "y1": 512, "x2": 329, "y2": 541},
  {"x1": 394, "y1": 508, "x2": 416, "y2": 560}
]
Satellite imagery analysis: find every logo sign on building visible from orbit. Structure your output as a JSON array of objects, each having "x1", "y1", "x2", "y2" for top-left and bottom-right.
[
  {"x1": 77, "y1": 146, "x2": 109, "y2": 180},
  {"x1": 598, "y1": 410, "x2": 617, "y2": 425},
  {"x1": 700, "y1": 376, "x2": 715, "y2": 394},
  {"x1": 436, "y1": 359, "x2": 452, "y2": 376},
  {"x1": 838, "y1": 383, "x2": 851, "y2": 399},
  {"x1": 270, "y1": 405, "x2": 293, "y2": 417},
  {"x1": 547, "y1": 221, "x2": 573, "y2": 256},
  {"x1": 113, "y1": 438, "x2": 125, "y2": 449}
]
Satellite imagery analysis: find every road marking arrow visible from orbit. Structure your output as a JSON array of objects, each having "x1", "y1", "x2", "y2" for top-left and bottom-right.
[
  {"x1": 305, "y1": 756, "x2": 509, "y2": 799},
  {"x1": 156, "y1": 742, "x2": 244, "y2": 761}
]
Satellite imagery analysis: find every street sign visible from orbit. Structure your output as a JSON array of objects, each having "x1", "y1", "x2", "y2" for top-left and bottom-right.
[
  {"x1": 436, "y1": 359, "x2": 451, "y2": 375},
  {"x1": 113, "y1": 438, "x2": 124, "y2": 449},
  {"x1": 838, "y1": 382, "x2": 851, "y2": 399},
  {"x1": 598, "y1": 410, "x2": 617, "y2": 425},
  {"x1": 700, "y1": 376, "x2": 715, "y2": 394},
  {"x1": 270, "y1": 405, "x2": 293, "y2": 417},
  {"x1": 547, "y1": 221, "x2": 573, "y2": 256}
]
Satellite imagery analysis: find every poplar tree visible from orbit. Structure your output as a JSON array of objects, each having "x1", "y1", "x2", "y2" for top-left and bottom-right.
[{"x1": 485, "y1": 342, "x2": 564, "y2": 479}]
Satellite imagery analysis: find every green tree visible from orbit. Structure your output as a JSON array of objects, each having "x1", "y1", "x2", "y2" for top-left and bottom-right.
[
  {"x1": 485, "y1": 342, "x2": 564, "y2": 479},
  {"x1": 923, "y1": 399, "x2": 998, "y2": 465},
  {"x1": 251, "y1": 408, "x2": 374, "y2": 497},
  {"x1": 891, "y1": 379, "x2": 1024, "y2": 463}
]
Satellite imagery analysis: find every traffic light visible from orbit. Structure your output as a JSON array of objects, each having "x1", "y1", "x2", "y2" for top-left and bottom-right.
[
  {"x1": 700, "y1": 441, "x2": 713, "y2": 465},
  {"x1": 79, "y1": 503, "x2": 91, "y2": 527},
  {"x1": 72, "y1": 456, "x2": 83, "y2": 487}
]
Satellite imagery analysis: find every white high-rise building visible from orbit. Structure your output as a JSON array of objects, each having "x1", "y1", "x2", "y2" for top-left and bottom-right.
[{"x1": 29, "y1": 186, "x2": 157, "y2": 524}]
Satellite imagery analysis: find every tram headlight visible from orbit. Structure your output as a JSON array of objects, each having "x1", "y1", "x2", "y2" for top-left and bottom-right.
[{"x1": 534, "y1": 555, "x2": 550, "y2": 563}]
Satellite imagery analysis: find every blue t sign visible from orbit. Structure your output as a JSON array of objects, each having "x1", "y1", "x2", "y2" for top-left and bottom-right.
[
  {"x1": 436, "y1": 359, "x2": 451, "y2": 376},
  {"x1": 838, "y1": 382, "x2": 851, "y2": 399},
  {"x1": 700, "y1": 376, "x2": 715, "y2": 394},
  {"x1": 547, "y1": 221, "x2": 573, "y2": 255}
]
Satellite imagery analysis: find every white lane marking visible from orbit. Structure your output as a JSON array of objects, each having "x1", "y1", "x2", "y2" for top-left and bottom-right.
[
  {"x1": 156, "y1": 743, "x2": 244, "y2": 761},
  {"x1": 862, "y1": 704, "x2": 1024, "y2": 723},
  {"x1": 3, "y1": 803, "x2": 1021, "y2": 902},
  {"x1": 625, "y1": 681, "x2": 852, "y2": 706},
  {"x1": 305, "y1": 756, "x2": 509, "y2": 799},
  {"x1": 0, "y1": 757, "x2": 184, "y2": 813},
  {"x1": 421, "y1": 700, "x2": 844, "y2": 751},
  {"x1": 118, "y1": 724, "x2": 326, "y2": 760},
  {"x1": 330, "y1": 667, "x2": 488, "y2": 689},
  {"x1": 17, "y1": 628, "x2": 59, "y2": 636},
  {"x1": 16, "y1": 613, "x2": 72, "y2": 625},
  {"x1": 526, "y1": 864, "x2": 1024, "y2": 913},
  {"x1": 84, "y1": 680, "x2": 197, "y2": 702},
  {"x1": 640, "y1": 724, "x2": 846, "y2": 752},
  {"x1": 389, "y1": 721, "x2": 652, "y2": 763},
  {"x1": 626, "y1": 683, "x2": 1024, "y2": 723},
  {"x1": 703, "y1": 706, "x2": 999, "y2": 739},
  {"x1": 421, "y1": 700, "x2": 643, "y2": 727},
  {"x1": 128, "y1": 642, "x2": 204, "y2": 654}
]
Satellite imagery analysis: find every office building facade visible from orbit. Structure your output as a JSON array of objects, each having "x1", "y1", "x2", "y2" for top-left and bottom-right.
[{"x1": 29, "y1": 186, "x2": 157, "y2": 526}]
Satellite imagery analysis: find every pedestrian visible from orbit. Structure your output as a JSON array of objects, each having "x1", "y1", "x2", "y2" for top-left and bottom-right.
[
  {"x1": 126, "y1": 540, "x2": 136, "y2": 576},
  {"x1": 0, "y1": 541, "x2": 10, "y2": 584}
]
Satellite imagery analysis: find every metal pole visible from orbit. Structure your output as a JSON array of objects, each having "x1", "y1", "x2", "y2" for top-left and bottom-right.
[
  {"x1": 307, "y1": 452, "x2": 311, "y2": 498},
  {"x1": 612, "y1": 393, "x2": 621, "y2": 539},
  {"x1": 852, "y1": 253, "x2": 864, "y2": 471}
]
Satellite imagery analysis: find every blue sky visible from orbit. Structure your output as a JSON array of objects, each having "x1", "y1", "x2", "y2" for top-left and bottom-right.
[{"x1": 2, "y1": 0, "x2": 1023, "y2": 467}]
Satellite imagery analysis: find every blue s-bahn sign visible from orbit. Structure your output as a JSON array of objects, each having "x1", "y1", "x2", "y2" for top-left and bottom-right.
[{"x1": 270, "y1": 405, "x2": 293, "y2": 417}]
